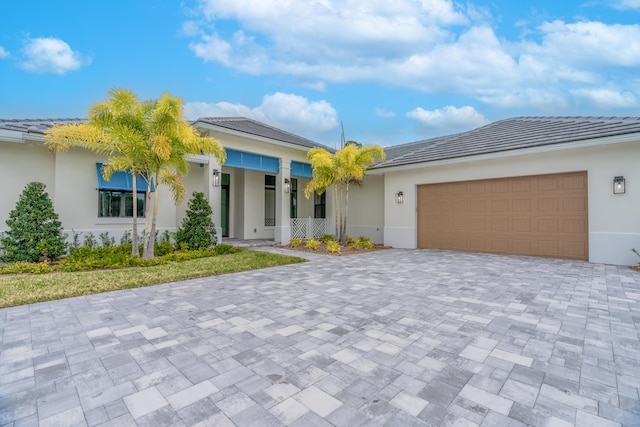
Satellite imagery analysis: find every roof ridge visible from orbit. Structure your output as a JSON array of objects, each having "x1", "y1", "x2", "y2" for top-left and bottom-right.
[{"x1": 198, "y1": 116, "x2": 319, "y2": 144}]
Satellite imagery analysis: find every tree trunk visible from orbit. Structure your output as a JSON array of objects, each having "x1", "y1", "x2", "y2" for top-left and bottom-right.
[
  {"x1": 142, "y1": 182, "x2": 152, "y2": 257},
  {"x1": 334, "y1": 185, "x2": 340, "y2": 240},
  {"x1": 143, "y1": 181, "x2": 160, "y2": 259},
  {"x1": 131, "y1": 171, "x2": 139, "y2": 256},
  {"x1": 342, "y1": 182, "x2": 349, "y2": 244}
]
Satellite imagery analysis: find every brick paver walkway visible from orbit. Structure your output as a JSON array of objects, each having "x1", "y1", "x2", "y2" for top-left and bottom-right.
[{"x1": 1, "y1": 249, "x2": 639, "y2": 426}]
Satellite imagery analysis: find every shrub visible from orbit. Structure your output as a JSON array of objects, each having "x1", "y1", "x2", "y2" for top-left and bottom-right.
[
  {"x1": 305, "y1": 238, "x2": 321, "y2": 251},
  {"x1": 213, "y1": 244, "x2": 239, "y2": 255},
  {"x1": 290, "y1": 238, "x2": 302, "y2": 247},
  {"x1": 345, "y1": 236, "x2": 355, "y2": 246},
  {"x1": 175, "y1": 192, "x2": 217, "y2": 249},
  {"x1": 99, "y1": 232, "x2": 115, "y2": 247},
  {"x1": 83, "y1": 232, "x2": 97, "y2": 249},
  {"x1": 0, "y1": 182, "x2": 67, "y2": 262},
  {"x1": 120, "y1": 230, "x2": 132, "y2": 245},
  {"x1": 357, "y1": 236, "x2": 374, "y2": 249},
  {"x1": 322, "y1": 234, "x2": 335, "y2": 242},
  {"x1": 326, "y1": 240, "x2": 341, "y2": 254}
]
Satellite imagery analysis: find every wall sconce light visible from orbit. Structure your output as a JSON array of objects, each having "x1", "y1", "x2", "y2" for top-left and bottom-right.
[
  {"x1": 613, "y1": 176, "x2": 625, "y2": 194},
  {"x1": 395, "y1": 191, "x2": 404, "y2": 203},
  {"x1": 284, "y1": 178, "x2": 291, "y2": 193},
  {"x1": 212, "y1": 169, "x2": 221, "y2": 187}
]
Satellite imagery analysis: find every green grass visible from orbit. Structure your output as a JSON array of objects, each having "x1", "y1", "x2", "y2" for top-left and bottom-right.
[{"x1": 0, "y1": 249, "x2": 306, "y2": 308}]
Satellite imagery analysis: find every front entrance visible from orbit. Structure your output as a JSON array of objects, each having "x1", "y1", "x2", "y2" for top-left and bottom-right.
[{"x1": 221, "y1": 173, "x2": 230, "y2": 237}]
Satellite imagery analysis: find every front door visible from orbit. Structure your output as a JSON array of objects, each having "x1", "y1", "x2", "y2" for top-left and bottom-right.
[{"x1": 221, "y1": 173, "x2": 230, "y2": 237}]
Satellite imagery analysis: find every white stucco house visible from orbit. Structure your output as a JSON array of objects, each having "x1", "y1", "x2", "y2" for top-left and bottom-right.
[{"x1": 1, "y1": 116, "x2": 639, "y2": 266}]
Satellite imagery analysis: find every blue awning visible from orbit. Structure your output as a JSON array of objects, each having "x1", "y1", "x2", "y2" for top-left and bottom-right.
[
  {"x1": 96, "y1": 163, "x2": 154, "y2": 192},
  {"x1": 225, "y1": 149, "x2": 280, "y2": 174},
  {"x1": 291, "y1": 161, "x2": 313, "y2": 178}
]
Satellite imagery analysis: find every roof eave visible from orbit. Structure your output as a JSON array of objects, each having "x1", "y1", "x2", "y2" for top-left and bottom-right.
[
  {"x1": 373, "y1": 131, "x2": 640, "y2": 173},
  {"x1": 193, "y1": 120, "x2": 319, "y2": 152}
]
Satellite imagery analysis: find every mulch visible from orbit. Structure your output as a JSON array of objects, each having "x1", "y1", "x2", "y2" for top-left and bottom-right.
[{"x1": 276, "y1": 243, "x2": 390, "y2": 256}]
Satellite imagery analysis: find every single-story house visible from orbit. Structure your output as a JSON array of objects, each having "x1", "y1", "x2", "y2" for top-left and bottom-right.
[{"x1": 1, "y1": 116, "x2": 638, "y2": 266}]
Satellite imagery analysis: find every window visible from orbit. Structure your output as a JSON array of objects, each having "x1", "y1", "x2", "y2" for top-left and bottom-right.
[
  {"x1": 265, "y1": 175, "x2": 276, "y2": 226},
  {"x1": 290, "y1": 178, "x2": 298, "y2": 218},
  {"x1": 98, "y1": 190, "x2": 145, "y2": 217},
  {"x1": 95, "y1": 163, "x2": 151, "y2": 218},
  {"x1": 314, "y1": 191, "x2": 326, "y2": 218}
]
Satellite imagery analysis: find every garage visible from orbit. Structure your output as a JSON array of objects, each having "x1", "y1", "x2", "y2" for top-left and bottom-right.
[{"x1": 417, "y1": 171, "x2": 588, "y2": 260}]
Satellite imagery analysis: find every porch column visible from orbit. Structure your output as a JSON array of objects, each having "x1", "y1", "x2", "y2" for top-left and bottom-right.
[
  {"x1": 274, "y1": 158, "x2": 291, "y2": 244},
  {"x1": 207, "y1": 155, "x2": 223, "y2": 244}
]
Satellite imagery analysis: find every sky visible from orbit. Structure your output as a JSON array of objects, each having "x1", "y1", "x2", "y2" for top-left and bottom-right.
[{"x1": 1, "y1": 1, "x2": 639, "y2": 148}]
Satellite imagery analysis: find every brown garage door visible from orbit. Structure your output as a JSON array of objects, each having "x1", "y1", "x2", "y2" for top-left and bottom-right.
[{"x1": 417, "y1": 171, "x2": 588, "y2": 260}]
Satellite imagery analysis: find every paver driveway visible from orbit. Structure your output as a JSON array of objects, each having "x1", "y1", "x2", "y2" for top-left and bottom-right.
[{"x1": 1, "y1": 249, "x2": 639, "y2": 426}]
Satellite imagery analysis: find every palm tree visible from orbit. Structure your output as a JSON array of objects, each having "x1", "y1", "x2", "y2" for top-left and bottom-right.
[
  {"x1": 139, "y1": 92, "x2": 225, "y2": 258},
  {"x1": 304, "y1": 144, "x2": 385, "y2": 244},
  {"x1": 46, "y1": 88, "x2": 150, "y2": 255},
  {"x1": 45, "y1": 88, "x2": 226, "y2": 258}
]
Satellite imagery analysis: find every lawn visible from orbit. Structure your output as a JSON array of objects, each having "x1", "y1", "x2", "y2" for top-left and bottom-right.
[{"x1": 0, "y1": 249, "x2": 306, "y2": 308}]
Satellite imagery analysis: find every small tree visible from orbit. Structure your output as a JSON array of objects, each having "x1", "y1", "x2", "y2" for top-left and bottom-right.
[
  {"x1": 175, "y1": 192, "x2": 217, "y2": 249},
  {"x1": 304, "y1": 144, "x2": 385, "y2": 244},
  {"x1": 1, "y1": 182, "x2": 67, "y2": 262}
]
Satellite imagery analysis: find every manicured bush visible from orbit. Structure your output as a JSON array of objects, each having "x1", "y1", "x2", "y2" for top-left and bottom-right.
[
  {"x1": 305, "y1": 238, "x2": 321, "y2": 251},
  {"x1": 326, "y1": 240, "x2": 341, "y2": 254},
  {"x1": 0, "y1": 182, "x2": 67, "y2": 262},
  {"x1": 175, "y1": 192, "x2": 217, "y2": 249},
  {"x1": 290, "y1": 238, "x2": 302, "y2": 247}
]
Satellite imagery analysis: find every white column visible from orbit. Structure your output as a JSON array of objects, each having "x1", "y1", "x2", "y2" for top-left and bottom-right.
[
  {"x1": 207, "y1": 155, "x2": 223, "y2": 244},
  {"x1": 274, "y1": 158, "x2": 291, "y2": 244}
]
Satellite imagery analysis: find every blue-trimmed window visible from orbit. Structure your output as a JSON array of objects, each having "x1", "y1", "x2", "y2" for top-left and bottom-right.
[
  {"x1": 225, "y1": 149, "x2": 280, "y2": 174},
  {"x1": 291, "y1": 161, "x2": 313, "y2": 178},
  {"x1": 96, "y1": 163, "x2": 150, "y2": 218}
]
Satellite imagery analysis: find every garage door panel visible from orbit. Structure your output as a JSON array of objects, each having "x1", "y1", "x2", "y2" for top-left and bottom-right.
[
  {"x1": 563, "y1": 219, "x2": 587, "y2": 233},
  {"x1": 513, "y1": 199, "x2": 531, "y2": 212},
  {"x1": 417, "y1": 171, "x2": 588, "y2": 260},
  {"x1": 563, "y1": 197, "x2": 586, "y2": 211},
  {"x1": 538, "y1": 198, "x2": 559, "y2": 212},
  {"x1": 512, "y1": 219, "x2": 531, "y2": 232},
  {"x1": 491, "y1": 199, "x2": 510, "y2": 212}
]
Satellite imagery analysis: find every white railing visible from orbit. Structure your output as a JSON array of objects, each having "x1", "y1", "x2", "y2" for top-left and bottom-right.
[{"x1": 291, "y1": 217, "x2": 328, "y2": 240}]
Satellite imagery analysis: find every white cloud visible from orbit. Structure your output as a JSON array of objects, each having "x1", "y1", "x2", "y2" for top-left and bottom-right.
[
  {"x1": 375, "y1": 108, "x2": 396, "y2": 118},
  {"x1": 184, "y1": 92, "x2": 339, "y2": 138},
  {"x1": 186, "y1": 1, "x2": 640, "y2": 113},
  {"x1": 0, "y1": 47, "x2": 9, "y2": 59},
  {"x1": 609, "y1": 0, "x2": 640, "y2": 9},
  {"x1": 20, "y1": 37, "x2": 90, "y2": 74},
  {"x1": 407, "y1": 106, "x2": 489, "y2": 132},
  {"x1": 570, "y1": 88, "x2": 637, "y2": 108}
]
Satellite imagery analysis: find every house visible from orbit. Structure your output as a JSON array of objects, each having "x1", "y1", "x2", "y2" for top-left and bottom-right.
[
  {"x1": 0, "y1": 117, "x2": 333, "y2": 247},
  {"x1": 369, "y1": 116, "x2": 640, "y2": 266},
  {"x1": 1, "y1": 116, "x2": 639, "y2": 266}
]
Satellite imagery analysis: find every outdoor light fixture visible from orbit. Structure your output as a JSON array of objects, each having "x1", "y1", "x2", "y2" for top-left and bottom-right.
[
  {"x1": 212, "y1": 169, "x2": 221, "y2": 187},
  {"x1": 395, "y1": 191, "x2": 404, "y2": 204},
  {"x1": 613, "y1": 176, "x2": 626, "y2": 194},
  {"x1": 284, "y1": 178, "x2": 291, "y2": 193}
]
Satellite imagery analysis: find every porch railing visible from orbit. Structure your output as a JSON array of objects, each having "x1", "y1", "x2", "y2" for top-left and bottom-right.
[{"x1": 291, "y1": 218, "x2": 327, "y2": 240}]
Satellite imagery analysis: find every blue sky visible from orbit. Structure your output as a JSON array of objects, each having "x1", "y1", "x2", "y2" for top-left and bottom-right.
[{"x1": 1, "y1": 0, "x2": 639, "y2": 147}]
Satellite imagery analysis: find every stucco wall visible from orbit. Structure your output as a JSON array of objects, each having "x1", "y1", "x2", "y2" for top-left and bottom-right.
[
  {"x1": 346, "y1": 174, "x2": 385, "y2": 243},
  {"x1": 382, "y1": 139, "x2": 640, "y2": 265},
  {"x1": 0, "y1": 142, "x2": 185, "y2": 243},
  {"x1": 179, "y1": 162, "x2": 208, "y2": 225},
  {"x1": 0, "y1": 142, "x2": 55, "y2": 230}
]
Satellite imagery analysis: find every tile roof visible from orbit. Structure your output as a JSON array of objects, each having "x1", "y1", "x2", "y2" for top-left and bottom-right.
[
  {"x1": 0, "y1": 118, "x2": 85, "y2": 135},
  {"x1": 375, "y1": 116, "x2": 640, "y2": 169},
  {"x1": 193, "y1": 117, "x2": 332, "y2": 150}
]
